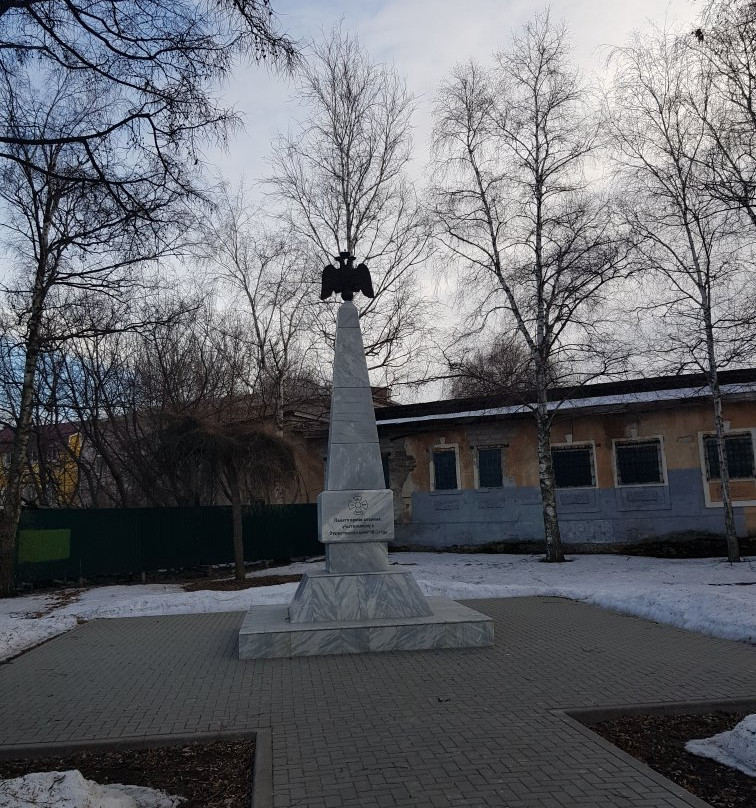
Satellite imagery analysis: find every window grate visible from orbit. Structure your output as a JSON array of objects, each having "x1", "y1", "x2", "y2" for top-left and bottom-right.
[
  {"x1": 433, "y1": 450, "x2": 458, "y2": 490},
  {"x1": 478, "y1": 447, "x2": 503, "y2": 488},
  {"x1": 704, "y1": 434, "x2": 755, "y2": 480},
  {"x1": 552, "y1": 446, "x2": 595, "y2": 488},
  {"x1": 615, "y1": 440, "x2": 664, "y2": 485}
]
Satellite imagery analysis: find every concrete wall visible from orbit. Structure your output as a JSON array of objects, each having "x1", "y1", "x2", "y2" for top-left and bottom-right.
[{"x1": 378, "y1": 399, "x2": 756, "y2": 549}]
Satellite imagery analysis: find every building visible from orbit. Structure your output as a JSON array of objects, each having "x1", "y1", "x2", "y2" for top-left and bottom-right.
[
  {"x1": 0, "y1": 424, "x2": 82, "y2": 507},
  {"x1": 371, "y1": 369, "x2": 756, "y2": 553},
  {"x1": 5, "y1": 371, "x2": 756, "y2": 556}
]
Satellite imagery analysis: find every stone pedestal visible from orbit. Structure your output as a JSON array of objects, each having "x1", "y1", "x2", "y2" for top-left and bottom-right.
[
  {"x1": 288, "y1": 569, "x2": 432, "y2": 623},
  {"x1": 239, "y1": 300, "x2": 493, "y2": 659},
  {"x1": 239, "y1": 597, "x2": 493, "y2": 658}
]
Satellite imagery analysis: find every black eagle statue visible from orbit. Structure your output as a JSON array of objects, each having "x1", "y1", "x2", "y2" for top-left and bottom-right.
[{"x1": 320, "y1": 251, "x2": 375, "y2": 301}]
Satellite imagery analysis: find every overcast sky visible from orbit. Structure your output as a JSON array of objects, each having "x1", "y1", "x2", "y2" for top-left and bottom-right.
[{"x1": 206, "y1": 0, "x2": 698, "y2": 187}]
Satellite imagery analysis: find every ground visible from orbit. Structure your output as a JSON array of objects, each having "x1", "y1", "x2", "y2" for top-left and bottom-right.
[
  {"x1": 0, "y1": 739, "x2": 254, "y2": 808},
  {"x1": 591, "y1": 712, "x2": 756, "y2": 808},
  {"x1": 0, "y1": 553, "x2": 754, "y2": 807}
]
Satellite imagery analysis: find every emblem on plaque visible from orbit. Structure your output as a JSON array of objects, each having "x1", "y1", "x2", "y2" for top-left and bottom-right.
[{"x1": 348, "y1": 494, "x2": 369, "y2": 516}]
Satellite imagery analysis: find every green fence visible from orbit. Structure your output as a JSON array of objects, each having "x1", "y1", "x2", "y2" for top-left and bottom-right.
[{"x1": 16, "y1": 504, "x2": 319, "y2": 583}]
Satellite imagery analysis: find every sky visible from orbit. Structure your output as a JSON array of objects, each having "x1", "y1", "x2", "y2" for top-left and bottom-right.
[
  {"x1": 200, "y1": 0, "x2": 701, "y2": 399},
  {"x1": 206, "y1": 0, "x2": 699, "y2": 188}
]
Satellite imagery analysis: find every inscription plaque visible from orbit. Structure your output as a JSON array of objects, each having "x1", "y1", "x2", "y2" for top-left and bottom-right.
[{"x1": 318, "y1": 489, "x2": 394, "y2": 543}]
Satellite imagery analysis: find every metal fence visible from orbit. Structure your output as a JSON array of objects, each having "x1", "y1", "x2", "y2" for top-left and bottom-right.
[{"x1": 16, "y1": 504, "x2": 319, "y2": 583}]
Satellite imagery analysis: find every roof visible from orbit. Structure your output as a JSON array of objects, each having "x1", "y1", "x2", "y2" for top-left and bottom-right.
[
  {"x1": 375, "y1": 368, "x2": 756, "y2": 426},
  {"x1": 0, "y1": 422, "x2": 81, "y2": 452}
]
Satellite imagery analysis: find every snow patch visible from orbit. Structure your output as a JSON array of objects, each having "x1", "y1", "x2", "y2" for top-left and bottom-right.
[
  {"x1": 0, "y1": 770, "x2": 184, "y2": 808},
  {"x1": 1, "y1": 554, "x2": 753, "y2": 661},
  {"x1": 0, "y1": 616, "x2": 78, "y2": 662},
  {"x1": 686, "y1": 714, "x2": 756, "y2": 777}
]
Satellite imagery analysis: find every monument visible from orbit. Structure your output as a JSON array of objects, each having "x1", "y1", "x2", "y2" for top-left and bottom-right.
[{"x1": 238, "y1": 253, "x2": 493, "y2": 658}]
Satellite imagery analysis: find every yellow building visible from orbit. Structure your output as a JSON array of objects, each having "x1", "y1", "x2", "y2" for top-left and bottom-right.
[{"x1": 371, "y1": 369, "x2": 756, "y2": 553}]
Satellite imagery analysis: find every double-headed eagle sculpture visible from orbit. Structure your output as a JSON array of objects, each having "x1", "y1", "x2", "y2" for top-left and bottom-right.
[{"x1": 320, "y1": 251, "x2": 375, "y2": 301}]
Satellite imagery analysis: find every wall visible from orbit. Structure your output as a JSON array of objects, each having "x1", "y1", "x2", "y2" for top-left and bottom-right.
[{"x1": 378, "y1": 399, "x2": 756, "y2": 549}]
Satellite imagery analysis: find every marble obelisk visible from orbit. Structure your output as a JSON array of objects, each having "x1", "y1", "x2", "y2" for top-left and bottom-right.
[
  {"x1": 238, "y1": 272, "x2": 493, "y2": 658},
  {"x1": 287, "y1": 301, "x2": 432, "y2": 622}
]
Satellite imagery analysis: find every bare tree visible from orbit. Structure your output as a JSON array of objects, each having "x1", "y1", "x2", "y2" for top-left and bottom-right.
[
  {"x1": 154, "y1": 415, "x2": 295, "y2": 581},
  {"x1": 268, "y1": 28, "x2": 432, "y2": 386},
  {"x1": 51, "y1": 295, "x2": 243, "y2": 507},
  {"x1": 0, "y1": 0, "x2": 295, "y2": 186},
  {"x1": 608, "y1": 26, "x2": 756, "y2": 563},
  {"x1": 687, "y1": 0, "x2": 756, "y2": 231},
  {"x1": 48, "y1": 281, "x2": 320, "y2": 512},
  {"x1": 0, "y1": 74, "x2": 190, "y2": 595},
  {"x1": 446, "y1": 333, "x2": 537, "y2": 398},
  {"x1": 202, "y1": 182, "x2": 324, "y2": 431},
  {"x1": 432, "y1": 13, "x2": 630, "y2": 562}
]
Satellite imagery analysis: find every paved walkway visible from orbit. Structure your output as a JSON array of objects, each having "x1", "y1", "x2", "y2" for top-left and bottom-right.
[{"x1": 0, "y1": 597, "x2": 754, "y2": 807}]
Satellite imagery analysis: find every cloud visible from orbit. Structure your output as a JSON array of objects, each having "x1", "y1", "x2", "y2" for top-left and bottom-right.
[{"x1": 207, "y1": 0, "x2": 697, "y2": 192}]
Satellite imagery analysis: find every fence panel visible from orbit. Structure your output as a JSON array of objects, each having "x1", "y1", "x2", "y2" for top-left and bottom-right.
[
  {"x1": 16, "y1": 503, "x2": 319, "y2": 583},
  {"x1": 243, "y1": 503, "x2": 322, "y2": 561}
]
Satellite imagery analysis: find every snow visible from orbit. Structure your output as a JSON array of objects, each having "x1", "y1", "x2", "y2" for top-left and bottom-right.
[
  {"x1": 0, "y1": 553, "x2": 754, "y2": 662},
  {"x1": 0, "y1": 595, "x2": 78, "y2": 662},
  {"x1": 0, "y1": 770, "x2": 184, "y2": 808},
  {"x1": 685, "y1": 714, "x2": 756, "y2": 777},
  {"x1": 396, "y1": 552, "x2": 756, "y2": 644}
]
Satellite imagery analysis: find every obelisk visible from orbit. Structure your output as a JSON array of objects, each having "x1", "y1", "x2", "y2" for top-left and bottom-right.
[
  {"x1": 287, "y1": 300, "x2": 432, "y2": 622},
  {"x1": 238, "y1": 253, "x2": 492, "y2": 658}
]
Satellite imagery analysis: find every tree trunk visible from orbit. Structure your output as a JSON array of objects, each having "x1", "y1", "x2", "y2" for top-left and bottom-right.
[
  {"x1": 229, "y1": 464, "x2": 246, "y2": 581},
  {"x1": 701, "y1": 292, "x2": 741, "y2": 562},
  {"x1": 0, "y1": 348, "x2": 40, "y2": 595},
  {"x1": 232, "y1": 497, "x2": 245, "y2": 581},
  {"x1": 531, "y1": 118, "x2": 565, "y2": 562},
  {"x1": 275, "y1": 375, "x2": 285, "y2": 434},
  {"x1": 710, "y1": 381, "x2": 740, "y2": 562},
  {"x1": 535, "y1": 377, "x2": 564, "y2": 562},
  {"x1": 0, "y1": 283, "x2": 47, "y2": 596}
]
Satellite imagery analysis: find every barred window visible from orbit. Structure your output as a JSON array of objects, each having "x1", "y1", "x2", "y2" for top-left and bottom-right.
[
  {"x1": 552, "y1": 446, "x2": 595, "y2": 488},
  {"x1": 704, "y1": 434, "x2": 755, "y2": 480},
  {"x1": 615, "y1": 439, "x2": 665, "y2": 485},
  {"x1": 478, "y1": 447, "x2": 503, "y2": 488},
  {"x1": 433, "y1": 449, "x2": 458, "y2": 490}
]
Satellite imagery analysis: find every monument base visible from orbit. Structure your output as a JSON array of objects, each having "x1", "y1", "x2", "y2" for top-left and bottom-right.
[
  {"x1": 288, "y1": 568, "x2": 432, "y2": 623},
  {"x1": 238, "y1": 597, "x2": 494, "y2": 659}
]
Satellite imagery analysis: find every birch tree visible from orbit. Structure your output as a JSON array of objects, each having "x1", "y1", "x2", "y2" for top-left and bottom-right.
[
  {"x1": 609, "y1": 27, "x2": 755, "y2": 562},
  {"x1": 687, "y1": 0, "x2": 756, "y2": 231},
  {"x1": 269, "y1": 28, "x2": 432, "y2": 386},
  {"x1": 0, "y1": 0, "x2": 294, "y2": 179},
  {"x1": 0, "y1": 75, "x2": 188, "y2": 595},
  {"x1": 432, "y1": 13, "x2": 629, "y2": 562}
]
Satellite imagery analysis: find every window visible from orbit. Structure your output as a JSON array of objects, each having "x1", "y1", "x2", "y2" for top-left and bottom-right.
[
  {"x1": 381, "y1": 454, "x2": 391, "y2": 489},
  {"x1": 432, "y1": 449, "x2": 458, "y2": 490},
  {"x1": 615, "y1": 439, "x2": 665, "y2": 486},
  {"x1": 552, "y1": 445, "x2": 595, "y2": 488},
  {"x1": 477, "y1": 447, "x2": 503, "y2": 488},
  {"x1": 704, "y1": 434, "x2": 755, "y2": 480}
]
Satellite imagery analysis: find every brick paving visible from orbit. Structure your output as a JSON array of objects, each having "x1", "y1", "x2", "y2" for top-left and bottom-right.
[{"x1": 0, "y1": 597, "x2": 754, "y2": 806}]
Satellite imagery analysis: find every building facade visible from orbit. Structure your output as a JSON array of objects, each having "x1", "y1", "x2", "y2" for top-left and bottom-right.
[{"x1": 371, "y1": 370, "x2": 756, "y2": 552}]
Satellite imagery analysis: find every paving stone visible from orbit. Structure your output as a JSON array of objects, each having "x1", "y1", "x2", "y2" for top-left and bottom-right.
[{"x1": 0, "y1": 598, "x2": 753, "y2": 807}]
